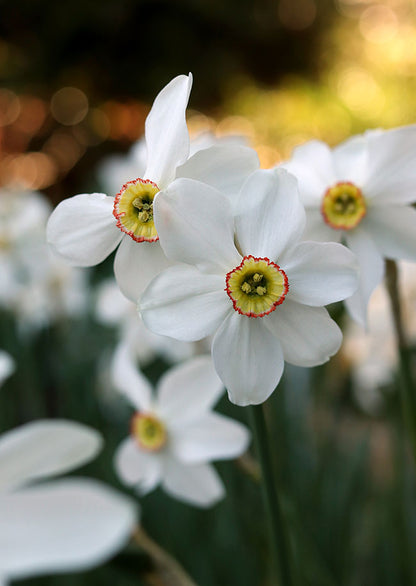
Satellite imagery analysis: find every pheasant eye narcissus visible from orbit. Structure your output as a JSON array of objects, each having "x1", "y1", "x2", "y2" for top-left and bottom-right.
[
  {"x1": 113, "y1": 179, "x2": 159, "y2": 243},
  {"x1": 321, "y1": 182, "x2": 366, "y2": 230}
]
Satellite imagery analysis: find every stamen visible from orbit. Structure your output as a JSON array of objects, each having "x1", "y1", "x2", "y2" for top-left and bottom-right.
[
  {"x1": 321, "y1": 182, "x2": 366, "y2": 230},
  {"x1": 131, "y1": 412, "x2": 167, "y2": 452},
  {"x1": 113, "y1": 178, "x2": 160, "y2": 242}
]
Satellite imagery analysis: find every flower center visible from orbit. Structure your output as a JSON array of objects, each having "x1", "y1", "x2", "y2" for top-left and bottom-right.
[
  {"x1": 113, "y1": 178, "x2": 159, "y2": 242},
  {"x1": 131, "y1": 412, "x2": 167, "y2": 452},
  {"x1": 225, "y1": 255, "x2": 289, "y2": 318},
  {"x1": 321, "y1": 182, "x2": 366, "y2": 230}
]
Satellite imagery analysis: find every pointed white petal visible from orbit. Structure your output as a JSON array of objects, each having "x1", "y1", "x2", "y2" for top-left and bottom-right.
[
  {"x1": 212, "y1": 312, "x2": 284, "y2": 406},
  {"x1": 155, "y1": 356, "x2": 223, "y2": 425},
  {"x1": 114, "y1": 237, "x2": 171, "y2": 301},
  {"x1": 0, "y1": 479, "x2": 136, "y2": 580},
  {"x1": 154, "y1": 179, "x2": 240, "y2": 272},
  {"x1": 264, "y1": 300, "x2": 342, "y2": 367},
  {"x1": 111, "y1": 343, "x2": 153, "y2": 411},
  {"x1": 47, "y1": 194, "x2": 122, "y2": 266},
  {"x1": 162, "y1": 459, "x2": 224, "y2": 507},
  {"x1": 281, "y1": 140, "x2": 336, "y2": 206},
  {"x1": 144, "y1": 74, "x2": 192, "y2": 188},
  {"x1": 235, "y1": 168, "x2": 305, "y2": 260},
  {"x1": 139, "y1": 265, "x2": 231, "y2": 341},
  {"x1": 282, "y1": 241, "x2": 358, "y2": 306},
  {"x1": 363, "y1": 125, "x2": 416, "y2": 204},
  {"x1": 171, "y1": 412, "x2": 249, "y2": 464},
  {"x1": 0, "y1": 352, "x2": 14, "y2": 388},
  {"x1": 303, "y1": 209, "x2": 342, "y2": 243},
  {"x1": 365, "y1": 205, "x2": 416, "y2": 262},
  {"x1": 175, "y1": 144, "x2": 260, "y2": 204},
  {"x1": 0, "y1": 420, "x2": 102, "y2": 493},
  {"x1": 114, "y1": 438, "x2": 162, "y2": 495},
  {"x1": 344, "y1": 227, "x2": 384, "y2": 326}
]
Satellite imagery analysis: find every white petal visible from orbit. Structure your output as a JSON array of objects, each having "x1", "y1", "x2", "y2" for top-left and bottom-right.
[
  {"x1": 171, "y1": 412, "x2": 250, "y2": 464},
  {"x1": 162, "y1": 459, "x2": 224, "y2": 507},
  {"x1": 364, "y1": 205, "x2": 416, "y2": 262},
  {"x1": 114, "y1": 237, "x2": 171, "y2": 301},
  {"x1": 144, "y1": 74, "x2": 192, "y2": 188},
  {"x1": 235, "y1": 168, "x2": 305, "y2": 260},
  {"x1": 212, "y1": 312, "x2": 285, "y2": 406},
  {"x1": 281, "y1": 241, "x2": 359, "y2": 306},
  {"x1": 111, "y1": 343, "x2": 153, "y2": 411},
  {"x1": 0, "y1": 420, "x2": 102, "y2": 493},
  {"x1": 154, "y1": 178, "x2": 240, "y2": 272},
  {"x1": 47, "y1": 194, "x2": 122, "y2": 266},
  {"x1": 303, "y1": 209, "x2": 343, "y2": 243},
  {"x1": 345, "y1": 227, "x2": 384, "y2": 326},
  {"x1": 0, "y1": 479, "x2": 136, "y2": 580},
  {"x1": 281, "y1": 140, "x2": 336, "y2": 206},
  {"x1": 0, "y1": 352, "x2": 14, "y2": 388},
  {"x1": 139, "y1": 265, "x2": 231, "y2": 341},
  {"x1": 155, "y1": 356, "x2": 224, "y2": 425},
  {"x1": 332, "y1": 133, "x2": 368, "y2": 186},
  {"x1": 114, "y1": 438, "x2": 162, "y2": 495},
  {"x1": 363, "y1": 125, "x2": 416, "y2": 204},
  {"x1": 264, "y1": 300, "x2": 342, "y2": 367},
  {"x1": 175, "y1": 144, "x2": 260, "y2": 205}
]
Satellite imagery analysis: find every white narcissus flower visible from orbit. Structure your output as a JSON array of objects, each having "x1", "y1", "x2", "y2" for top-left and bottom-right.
[
  {"x1": 139, "y1": 168, "x2": 359, "y2": 406},
  {"x1": 113, "y1": 346, "x2": 250, "y2": 507},
  {"x1": 281, "y1": 126, "x2": 416, "y2": 325},
  {"x1": 0, "y1": 420, "x2": 137, "y2": 585},
  {"x1": 47, "y1": 74, "x2": 259, "y2": 301}
]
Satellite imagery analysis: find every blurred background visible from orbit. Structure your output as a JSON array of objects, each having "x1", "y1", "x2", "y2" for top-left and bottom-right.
[{"x1": 1, "y1": 0, "x2": 416, "y2": 585}]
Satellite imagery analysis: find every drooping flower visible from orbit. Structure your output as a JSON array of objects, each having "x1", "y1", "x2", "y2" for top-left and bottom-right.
[
  {"x1": 139, "y1": 168, "x2": 359, "y2": 406},
  {"x1": 281, "y1": 126, "x2": 416, "y2": 325},
  {"x1": 0, "y1": 420, "x2": 137, "y2": 585},
  {"x1": 112, "y1": 345, "x2": 250, "y2": 507},
  {"x1": 47, "y1": 74, "x2": 259, "y2": 301}
]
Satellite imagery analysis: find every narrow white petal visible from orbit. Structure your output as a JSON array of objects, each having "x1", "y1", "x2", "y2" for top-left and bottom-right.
[
  {"x1": 139, "y1": 265, "x2": 231, "y2": 341},
  {"x1": 363, "y1": 125, "x2": 416, "y2": 204},
  {"x1": 144, "y1": 74, "x2": 192, "y2": 188},
  {"x1": 154, "y1": 178, "x2": 240, "y2": 272},
  {"x1": 281, "y1": 140, "x2": 336, "y2": 206},
  {"x1": 171, "y1": 412, "x2": 250, "y2": 464},
  {"x1": 0, "y1": 479, "x2": 136, "y2": 579},
  {"x1": 175, "y1": 144, "x2": 260, "y2": 205},
  {"x1": 282, "y1": 241, "x2": 359, "y2": 306},
  {"x1": 162, "y1": 459, "x2": 225, "y2": 507},
  {"x1": 264, "y1": 300, "x2": 342, "y2": 367},
  {"x1": 235, "y1": 168, "x2": 305, "y2": 260},
  {"x1": 155, "y1": 356, "x2": 224, "y2": 425},
  {"x1": 46, "y1": 194, "x2": 122, "y2": 266},
  {"x1": 111, "y1": 343, "x2": 153, "y2": 411},
  {"x1": 0, "y1": 420, "x2": 102, "y2": 493},
  {"x1": 114, "y1": 237, "x2": 171, "y2": 301},
  {"x1": 345, "y1": 228, "x2": 384, "y2": 326},
  {"x1": 0, "y1": 352, "x2": 14, "y2": 388},
  {"x1": 364, "y1": 205, "x2": 416, "y2": 262},
  {"x1": 212, "y1": 312, "x2": 285, "y2": 406},
  {"x1": 114, "y1": 438, "x2": 162, "y2": 495}
]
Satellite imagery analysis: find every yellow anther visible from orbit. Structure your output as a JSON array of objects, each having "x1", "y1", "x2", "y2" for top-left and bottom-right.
[
  {"x1": 138, "y1": 211, "x2": 150, "y2": 222},
  {"x1": 241, "y1": 282, "x2": 252, "y2": 293},
  {"x1": 132, "y1": 198, "x2": 143, "y2": 209},
  {"x1": 256, "y1": 286, "x2": 267, "y2": 296},
  {"x1": 253, "y1": 273, "x2": 263, "y2": 283}
]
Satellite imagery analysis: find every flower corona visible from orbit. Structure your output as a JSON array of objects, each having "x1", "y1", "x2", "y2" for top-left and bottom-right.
[
  {"x1": 321, "y1": 182, "x2": 366, "y2": 230},
  {"x1": 113, "y1": 178, "x2": 159, "y2": 242}
]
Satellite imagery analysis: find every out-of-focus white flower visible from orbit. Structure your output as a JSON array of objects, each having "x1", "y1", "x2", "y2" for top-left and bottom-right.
[
  {"x1": 139, "y1": 168, "x2": 358, "y2": 406},
  {"x1": 0, "y1": 420, "x2": 137, "y2": 585},
  {"x1": 0, "y1": 351, "x2": 14, "y2": 388},
  {"x1": 281, "y1": 126, "x2": 416, "y2": 325},
  {"x1": 113, "y1": 346, "x2": 250, "y2": 508},
  {"x1": 47, "y1": 74, "x2": 259, "y2": 301}
]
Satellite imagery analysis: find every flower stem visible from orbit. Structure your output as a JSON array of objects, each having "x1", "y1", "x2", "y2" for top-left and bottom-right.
[
  {"x1": 249, "y1": 404, "x2": 293, "y2": 586},
  {"x1": 385, "y1": 259, "x2": 416, "y2": 462}
]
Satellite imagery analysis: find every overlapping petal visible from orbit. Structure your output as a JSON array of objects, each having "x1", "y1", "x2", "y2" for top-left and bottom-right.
[
  {"x1": 161, "y1": 460, "x2": 224, "y2": 508},
  {"x1": 47, "y1": 194, "x2": 122, "y2": 266},
  {"x1": 144, "y1": 74, "x2": 192, "y2": 188},
  {"x1": 212, "y1": 312, "x2": 285, "y2": 406},
  {"x1": 264, "y1": 300, "x2": 342, "y2": 367},
  {"x1": 111, "y1": 343, "x2": 153, "y2": 412},
  {"x1": 140, "y1": 264, "x2": 231, "y2": 341},
  {"x1": 234, "y1": 169, "x2": 305, "y2": 260},
  {"x1": 114, "y1": 438, "x2": 162, "y2": 494},
  {"x1": 0, "y1": 420, "x2": 102, "y2": 493},
  {"x1": 302, "y1": 209, "x2": 342, "y2": 243},
  {"x1": 332, "y1": 133, "x2": 368, "y2": 186},
  {"x1": 364, "y1": 205, "x2": 416, "y2": 262}
]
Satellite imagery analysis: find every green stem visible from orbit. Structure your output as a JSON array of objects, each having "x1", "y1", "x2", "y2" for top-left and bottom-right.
[
  {"x1": 249, "y1": 404, "x2": 293, "y2": 586},
  {"x1": 385, "y1": 260, "x2": 416, "y2": 462}
]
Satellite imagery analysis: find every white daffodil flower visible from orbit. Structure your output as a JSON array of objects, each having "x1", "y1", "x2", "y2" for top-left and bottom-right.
[
  {"x1": 139, "y1": 168, "x2": 359, "y2": 406},
  {"x1": 0, "y1": 351, "x2": 14, "y2": 387},
  {"x1": 112, "y1": 346, "x2": 250, "y2": 507},
  {"x1": 281, "y1": 126, "x2": 416, "y2": 325},
  {"x1": 0, "y1": 420, "x2": 137, "y2": 585},
  {"x1": 47, "y1": 74, "x2": 259, "y2": 301}
]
